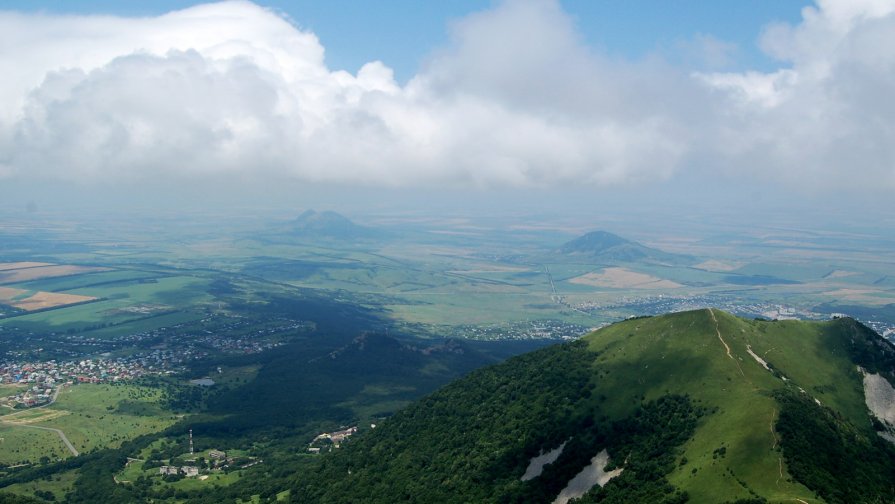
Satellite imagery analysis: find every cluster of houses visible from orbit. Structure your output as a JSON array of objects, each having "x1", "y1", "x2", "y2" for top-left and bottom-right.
[
  {"x1": 120, "y1": 314, "x2": 309, "y2": 356},
  {"x1": 0, "y1": 358, "x2": 161, "y2": 409},
  {"x1": 308, "y1": 426, "x2": 358, "y2": 453},
  {"x1": 156, "y1": 449, "x2": 261, "y2": 479},
  {"x1": 0, "y1": 358, "x2": 149, "y2": 386},
  {"x1": 159, "y1": 465, "x2": 199, "y2": 477},
  {"x1": 0, "y1": 314, "x2": 313, "y2": 390},
  {"x1": 158, "y1": 450, "x2": 229, "y2": 478},
  {"x1": 3, "y1": 385, "x2": 54, "y2": 408},
  {"x1": 56, "y1": 315, "x2": 307, "y2": 363}
]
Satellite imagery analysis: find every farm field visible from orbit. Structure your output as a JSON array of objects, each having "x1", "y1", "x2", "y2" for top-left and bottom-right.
[
  {"x1": 3, "y1": 274, "x2": 213, "y2": 332},
  {"x1": 0, "y1": 264, "x2": 109, "y2": 284},
  {"x1": 0, "y1": 263, "x2": 53, "y2": 271},
  {"x1": 568, "y1": 267, "x2": 683, "y2": 289},
  {"x1": 13, "y1": 269, "x2": 163, "y2": 292},
  {"x1": 0, "y1": 286, "x2": 96, "y2": 312}
]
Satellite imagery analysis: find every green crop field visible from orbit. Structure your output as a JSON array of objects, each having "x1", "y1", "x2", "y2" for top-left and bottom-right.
[
  {"x1": 78, "y1": 310, "x2": 206, "y2": 341},
  {"x1": 386, "y1": 291, "x2": 560, "y2": 326},
  {"x1": 11, "y1": 269, "x2": 161, "y2": 292},
  {"x1": 2, "y1": 275, "x2": 213, "y2": 332}
]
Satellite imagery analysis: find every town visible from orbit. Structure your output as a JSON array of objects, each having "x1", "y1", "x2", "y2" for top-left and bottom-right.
[
  {"x1": 450, "y1": 319, "x2": 592, "y2": 341},
  {"x1": 0, "y1": 357, "x2": 156, "y2": 409},
  {"x1": 0, "y1": 312, "x2": 312, "y2": 362}
]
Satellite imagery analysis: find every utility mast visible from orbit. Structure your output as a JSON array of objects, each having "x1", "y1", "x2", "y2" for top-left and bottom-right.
[{"x1": 189, "y1": 429, "x2": 194, "y2": 455}]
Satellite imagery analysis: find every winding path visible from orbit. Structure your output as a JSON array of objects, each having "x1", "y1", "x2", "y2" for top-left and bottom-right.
[{"x1": 708, "y1": 308, "x2": 744, "y2": 377}]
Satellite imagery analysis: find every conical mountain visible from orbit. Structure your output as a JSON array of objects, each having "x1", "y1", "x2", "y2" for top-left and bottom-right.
[
  {"x1": 287, "y1": 209, "x2": 379, "y2": 239},
  {"x1": 294, "y1": 309, "x2": 895, "y2": 504},
  {"x1": 560, "y1": 230, "x2": 693, "y2": 264}
]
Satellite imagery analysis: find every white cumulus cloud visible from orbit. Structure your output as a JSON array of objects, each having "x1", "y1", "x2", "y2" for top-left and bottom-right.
[
  {"x1": 0, "y1": 0, "x2": 894, "y2": 191},
  {"x1": 699, "y1": 0, "x2": 895, "y2": 188}
]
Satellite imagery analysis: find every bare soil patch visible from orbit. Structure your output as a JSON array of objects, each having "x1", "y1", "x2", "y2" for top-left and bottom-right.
[
  {"x1": 521, "y1": 441, "x2": 567, "y2": 481},
  {"x1": 552, "y1": 449, "x2": 622, "y2": 504},
  {"x1": 862, "y1": 372, "x2": 895, "y2": 425}
]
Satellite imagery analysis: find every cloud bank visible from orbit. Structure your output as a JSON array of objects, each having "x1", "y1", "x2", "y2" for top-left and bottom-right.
[{"x1": 0, "y1": 0, "x2": 893, "y2": 190}]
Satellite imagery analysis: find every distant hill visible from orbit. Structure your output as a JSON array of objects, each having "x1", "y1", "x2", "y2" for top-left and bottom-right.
[
  {"x1": 560, "y1": 230, "x2": 693, "y2": 264},
  {"x1": 285, "y1": 209, "x2": 379, "y2": 239},
  {"x1": 295, "y1": 310, "x2": 895, "y2": 504},
  {"x1": 195, "y1": 330, "x2": 496, "y2": 451},
  {"x1": 316, "y1": 332, "x2": 490, "y2": 373}
]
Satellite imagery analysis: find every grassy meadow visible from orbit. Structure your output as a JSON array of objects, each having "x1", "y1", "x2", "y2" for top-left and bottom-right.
[{"x1": 584, "y1": 310, "x2": 875, "y2": 503}]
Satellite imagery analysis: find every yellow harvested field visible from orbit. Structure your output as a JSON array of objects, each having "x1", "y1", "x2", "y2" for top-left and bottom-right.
[
  {"x1": 0, "y1": 286, "x2": 95, "y2": 312},
  {"x1": 12, "y1": 291, "x2": 96, "y2": 311},
  {"x1": 569, "y1": 267, "x2": 682, "y2": 289},
  {"x1": 0, "y1": 262, "x2": 54, "y2": 271},
  {"x1": 0, "y1": 287, "x2": 29, "y2": 303},
  {"x1": 448, "y1": 265, "x2": 530, "y2": 274},
  {"x1": 822, "y1": 288, "x2": 895, "y2": 306},
  {"x1": 824, "y1": 270, "x2": 858, "y2": 279},
  {"x1": 0, "y1": 264, "x2": 108, "y2": 284},
  {"x1": 693, "y1": 260, "x2": 741, "y2": 272}
]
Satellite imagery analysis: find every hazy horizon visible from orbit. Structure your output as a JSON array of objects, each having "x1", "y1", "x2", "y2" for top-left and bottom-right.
[{"x1": 0, "y1": 0, "x2": 893, "y2": 231}]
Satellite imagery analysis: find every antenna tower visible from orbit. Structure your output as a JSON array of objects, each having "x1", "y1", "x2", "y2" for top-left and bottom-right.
[{"x1": 189, "y1": 429, "x2": 194, "y2": 455}]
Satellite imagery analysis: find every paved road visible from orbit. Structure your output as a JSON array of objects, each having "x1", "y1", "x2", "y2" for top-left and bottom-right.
[
  {"x1": 1, "y1": 422, "x2": 79, "y2": 456},
  {"x1": 0, "y1": 386, "x2": 79, "y2": 456}
]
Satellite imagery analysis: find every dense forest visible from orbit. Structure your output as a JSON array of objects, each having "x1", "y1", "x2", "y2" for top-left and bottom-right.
[
  {"x1": 289, "y1": 340, "x2": 702, "y2": 503},
  {"x1": 774, "y1": 389, "x2": 895, "y2": 504}
]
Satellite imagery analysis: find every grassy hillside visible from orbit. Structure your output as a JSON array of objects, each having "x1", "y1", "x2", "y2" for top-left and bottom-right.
[{"x1": 290, "y1": 309, "x2": 895, "y2": 504}]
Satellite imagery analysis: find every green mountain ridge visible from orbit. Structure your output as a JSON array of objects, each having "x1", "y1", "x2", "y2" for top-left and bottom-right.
[{"x1": 292, "y1": 309, "x2": 895, "y2": 504}]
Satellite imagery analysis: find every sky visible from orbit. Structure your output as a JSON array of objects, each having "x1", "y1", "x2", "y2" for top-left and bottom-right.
[
  {"x1": 0, "y1": 0, "x2": 893, "y2": 221},
  {"x1": 0, "y1": 1, "x2": 809, "y2": 80}
]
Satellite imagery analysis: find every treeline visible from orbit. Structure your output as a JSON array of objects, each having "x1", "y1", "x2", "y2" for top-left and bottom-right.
[
  {"x1": 294, "y1": 340, "x2": 595, "y2": 502},
  {"x1": 574, "y1": 395, "x2": 701, "y2": 504},
  {"x1": 826, "y1": 318, "x2": 895, "y2": 382},
  {"x1": 286, "y1": 339, "x2": 703, "y2": 503},
  {"x1": 775, "y1": 388, "x2": 895, "y2": 504}
]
